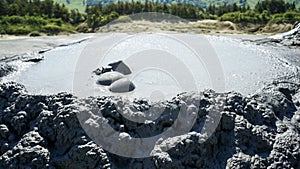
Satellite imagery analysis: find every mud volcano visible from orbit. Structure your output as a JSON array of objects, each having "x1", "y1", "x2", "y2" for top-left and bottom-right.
[
  {"x1": 0, "y1": 33, "x2": 299, "y2": 168},
  {"x1": 0, "y1": 74, "x2": 299, "y2": 168}
]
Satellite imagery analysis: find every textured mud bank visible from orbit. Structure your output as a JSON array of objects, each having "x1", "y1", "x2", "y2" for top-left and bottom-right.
[
  {"x1": 255, "y1": 22, "x2": 300, "y2": 47},
  {"x1": 0, "y1": 73, "x2": 299, "y2": 168},
  {"x1": 0, "y1": 64, "x2": 15, "y2": 78}
]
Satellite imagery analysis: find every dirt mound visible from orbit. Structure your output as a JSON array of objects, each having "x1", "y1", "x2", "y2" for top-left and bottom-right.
[
  {"x1": 96, "y1": 19, "x2": 240, "y2": 34},
  {"x1": 262, "y1": 22, "x2": 293, "y2": 33},
  {"x1": 0, "y1": 78, "x2": 299, "y2": 168}
]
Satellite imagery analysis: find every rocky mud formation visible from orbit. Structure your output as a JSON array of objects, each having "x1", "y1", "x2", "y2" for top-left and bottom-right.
[
  {"x1": 0, "y1": 64, "x2": 15, "y2": 78},
  {"x1": 0, "y1": 74, "x2": 299, "y2": 168},
  {"x1": 255, "y1": 21, "x2": 300, "y2": 47}
]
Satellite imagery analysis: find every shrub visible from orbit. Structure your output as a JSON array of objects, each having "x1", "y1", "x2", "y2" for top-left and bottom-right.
[
  {"x1": 283, "y1": 11, "x2": 300, "y2": 21},
  {"x1": 25, "y1": 16, "x2": 47, "y2": 26},
  {"x1": 49, "y1": 18, "x2": 63, "y2": 26},
  {"x1": 220, "y1": 11, "x2": 263, "y2": 23},
  {"x1": 6, "y1": 15, "x2": 24, "y2": 24},
  {"x1": 100, "y1": 11, "x2": 119, "y2": 26},
  {"x1": 220, "y1": 12, "x2": 241, "y2": 23},
  {"x1": 259, "y1": 10, "x2": 271, "y2": 22},
  {"x1": 271, "y1": 11, "x2": 300, "y2": 23},
  {"x1": 13, "y1": 26, "x2": 32, "y2": 35},
  {"x1": 41, "y1": 25, "x2": 62, "y2": 34}
]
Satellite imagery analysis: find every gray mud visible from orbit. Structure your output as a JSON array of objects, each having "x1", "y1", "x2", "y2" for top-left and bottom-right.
[
  {"x1": 0, "y1": 73, "x2": 299, "y2": 168},
  {"x1": 2, "y1": 33, "x2": 298, "y2": 97},
  {"x1": 0, "y1": 34, "x2": 93, "y2": 60}
]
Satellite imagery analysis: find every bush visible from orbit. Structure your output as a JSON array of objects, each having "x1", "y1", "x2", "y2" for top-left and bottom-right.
[
  {"x1": 271, "y1": 11, "x2": 300, "y2": 23},
  {"x1": 220, "y1": 10, "x2": 264, "y2": 23},
  {"x1": 12, "y1": 26, "x2": 32, "y2": 35},
  {"x1": 100, "y1": 11, "x2": 120, "y2": 26},
  {"x1": 0, "y1": 15, "x2": 48, "y2": 27},
  {"x1": 220, "y1": 12, "x2": 241, "y2": 23},
  {"x1": 6, "y1": 15, "x2": 24, "y2": 24},
  {"x1": 283, "y1": 11, "x2": 300, "y2": 21},
  {"x1": 49, "y1": 18, "x2": 63, "y2": 26},
  {"x1": 25, "y1": 16, "x2": 47, "y2": 26},
  {"x1": 41, "y1": 25, "x2": 62, "y2": 34},
  {"x1": 259, "y1": 10, "x2": 271, "y2": 22}
]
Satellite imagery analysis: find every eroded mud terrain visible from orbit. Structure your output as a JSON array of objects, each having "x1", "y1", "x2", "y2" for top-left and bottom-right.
[
  {"x1": 255, "y1": 22, "x2": 300, "y2": 47},
  {"x1": 0, "y1": 73, "x2": 299, "y2": 168}
]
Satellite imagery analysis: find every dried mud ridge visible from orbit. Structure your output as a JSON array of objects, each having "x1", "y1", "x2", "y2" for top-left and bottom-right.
[
  {"x1": 0, "y1": 64, "x2": 15, "y2": 78},
  {"x1": 0, "y1": 72, "x2": 299, "y2": 168},
  {"x1": 255, "y1": 21, "x2": 300, "y2": 48}
]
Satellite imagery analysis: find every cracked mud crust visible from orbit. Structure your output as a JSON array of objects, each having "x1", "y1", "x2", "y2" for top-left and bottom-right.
[{"x1": 0, "y1": 74, "x2": 299, "y2": 168}]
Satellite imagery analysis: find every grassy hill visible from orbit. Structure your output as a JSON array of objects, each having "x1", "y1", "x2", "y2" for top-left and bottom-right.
[{"x1": 54, "y1": 0, "x2": 300, "y2": 13}]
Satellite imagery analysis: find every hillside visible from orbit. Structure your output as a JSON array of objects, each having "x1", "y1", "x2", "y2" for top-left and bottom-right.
[{"x1": 54, "y1": 0, "x2": 300, "y2": 13}]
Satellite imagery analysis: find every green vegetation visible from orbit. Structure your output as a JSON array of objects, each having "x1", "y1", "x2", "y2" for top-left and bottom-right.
[
  {"x1": 85, "y1": 0, "x2": 299, "y2": 30},
  {"x1": 53, "y1": 0, "x2": 300, "y2": 13},
  {"x1": 271, "y1": 11, "x2": 300, "y2": 23},
  {"x1": 85, "y1": 1, "x2": 205, "y2": 31},
  {"x1": 0, "y1": 16, "x2": 75, "y2": 35},
  {"x1": 255, "y1": 0, "x2": 296, "y2": 14},
  {"x1": 0, "y1": 0, "x2": 84, "y2": 35},
  {"x1": 220, "y1": 11, "x2": 263, "y2": 23},
  {"x1": 0, "y1": 0, "x2": 299, "y2": 35},
  {"x1": 220, "y1": 10, "x2": 300, "y2": 24},
  {"x1": 218, "y1": 0, "x2": 299, "y2": 24}
]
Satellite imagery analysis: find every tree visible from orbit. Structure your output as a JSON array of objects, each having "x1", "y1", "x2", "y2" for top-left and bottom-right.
[
  {"x1": 232, "y1": 3, "x2": 238, "y2": 12},
  {"x1": 0, "y1": 0, "x2": 8, "y2": 16},
  {"x1": 8, "y1": 4, "x2": 20, "y2": 16},
  {"x1": 255, "y1": 0, "x2": 288, "y2": 14},
  {"x1": 70, "y1": 9, "x2": 83, "y2": 24}
]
